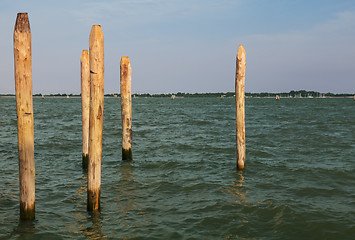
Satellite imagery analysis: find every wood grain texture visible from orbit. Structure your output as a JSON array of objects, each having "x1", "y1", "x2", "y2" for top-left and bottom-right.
[
  {"x1": 236, "y1": 45, "x2": 246, "y2": 170},
  {"x1": 88, "y1": 25, "x2": 104, "y2": 211},
  {"x1": 14, "y1": 12, "x2": 35, "y2": 220},
  {"x1": 81, "y1": 50, "x2": 90, "y2": 169},
  {"x1": 120, "y1": 57, "x2": 132, "y2": 161}
]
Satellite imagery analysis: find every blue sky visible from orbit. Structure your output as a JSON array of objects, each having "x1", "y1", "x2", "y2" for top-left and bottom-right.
[{"x1": 1, "y1": 0, "x2": 354, "y2": 94}]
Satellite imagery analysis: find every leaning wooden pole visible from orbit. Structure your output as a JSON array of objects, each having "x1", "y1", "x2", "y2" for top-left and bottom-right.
[
  {"x1": 88, "y1": 25, "x2": 104, "y2": 211},
  {"x1": 235, "y1": 45, "x2": 246, "y2": 170},
  {"x1": 81, "y1": 50, "x2": 90, "y2": 169},
  {"x1": 14, "y1": 12, "x2": 35, "y2": 220},
  {"x1": 120, "y1": 57, "x2": 132, "y2": 161}
]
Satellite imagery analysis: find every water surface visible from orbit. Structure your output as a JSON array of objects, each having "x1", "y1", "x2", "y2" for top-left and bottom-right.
[{"x1": 0, "y1": 97, "x2": 354, "y2": 239}]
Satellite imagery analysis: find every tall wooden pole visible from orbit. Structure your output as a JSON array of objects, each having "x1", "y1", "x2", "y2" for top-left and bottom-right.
[
  {"x1": 120, "y1": 57, "x2": 132, "y2": 161},
  {"x1": 88, "y1": 25, "x2": 104, "y2": 211},
  {"x1": 81, "y1": 50, "x2": 90, "y2": 169},
  {"x1": 236, "y1": 45, "x2": 246, "y2": 170},
  {"x1": 14, "y1": 12, "x2": 35, "y2": 220}
]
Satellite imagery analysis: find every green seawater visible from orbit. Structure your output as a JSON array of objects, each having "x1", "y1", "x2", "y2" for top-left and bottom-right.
[{"x1": 0, "y1": 97, "x2": 354, "y2": 239}]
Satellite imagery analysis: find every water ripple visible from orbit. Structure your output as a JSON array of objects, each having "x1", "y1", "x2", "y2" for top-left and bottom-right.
[{"x1": 0, "y1": 97, "x2": 354, "y2": 239}]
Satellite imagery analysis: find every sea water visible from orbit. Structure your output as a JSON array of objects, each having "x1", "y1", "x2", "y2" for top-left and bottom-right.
[{"x1": 0, "y1": 97, "x2": 354, "y2": 239}]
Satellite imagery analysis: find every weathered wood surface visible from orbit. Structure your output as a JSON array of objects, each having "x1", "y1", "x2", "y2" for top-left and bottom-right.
[
  {"x1": 14, "y1": 12, "x2": 35, "y2": 220},
  {"x1": 120, "y1": 56, "x2": 132, "y2": 161},
  {"x1": 235, "y1": 45, "x2": 246, "y2": 170},
  {"x1": 88, "y1": 25, "x2": 104, "y2": 211},
  {"x1": 81, "y1": 50, "x2": 90, "y2": 169}
]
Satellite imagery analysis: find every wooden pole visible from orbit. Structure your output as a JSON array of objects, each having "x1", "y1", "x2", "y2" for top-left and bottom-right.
[
  {"x1": 88, "y1": 25, "x2": 104, "y2": 211},
  {"x1": 235, "y1": 45, "x2": 246, "y2": 170},
  {"x1": 120, "y1": 57, "x2": 132, "y2": 161},
  {"x1": 14, "y1": 12, "x2": 35, "y2": 220},
  {"x1": 81, "y1": 50, "x2": 90, "y2": 169}
]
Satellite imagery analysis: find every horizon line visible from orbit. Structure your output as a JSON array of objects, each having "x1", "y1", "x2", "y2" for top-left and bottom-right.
[{"x1": 1, "y1": 90, "x2": 354, "y2": 96}]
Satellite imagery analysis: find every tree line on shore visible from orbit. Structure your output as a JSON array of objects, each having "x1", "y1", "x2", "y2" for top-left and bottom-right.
[{"x1": 0, "y1": 90, "x2": 353, "y2": 98}]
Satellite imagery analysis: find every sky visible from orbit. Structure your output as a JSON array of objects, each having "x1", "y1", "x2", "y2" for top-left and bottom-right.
[{"x1": 1, "y1": 0, "x2": 354, "y2": 94}]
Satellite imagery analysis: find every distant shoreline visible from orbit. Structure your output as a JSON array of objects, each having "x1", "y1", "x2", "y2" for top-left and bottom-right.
[
  {"x1": 1, "y1": 90, "x2": 355, "y2": 98},
  {"x1": 1, "y1": 92, "x2": 354, "y2": 99}
]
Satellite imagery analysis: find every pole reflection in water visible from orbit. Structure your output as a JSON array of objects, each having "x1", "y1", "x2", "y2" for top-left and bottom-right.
[
  {"x1": 112, "y1": 162, "x2": 149, "y2": 239},
  {"x1": 8, "y1": 219, "x2": 37, "y2": 239},
  {"x1": 82, "y1": 212, "x2": 106, "y2": 239},
  {"x1": 62, "y1": 162, "x2": 150, "y2": 239},
  {"x1": 224, "y1": 171, "x2": 248, "y2": 205},
  {"x1": 64, "y1": 168, "x2": 107, "y2": 239},
  {"x1": 223, "y1": 171, "x2": 249, "y2": 240}
]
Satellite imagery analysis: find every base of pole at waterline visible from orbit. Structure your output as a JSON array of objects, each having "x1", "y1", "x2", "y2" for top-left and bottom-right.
[
  {"x1": 122, "y1": 148, "x2": 132, "y2": 161},
  {"x1": 82, "y1": 154, "x2": 89, "y2": 169},
  {"x1": 87, "y1": 189, "x2": 100, "y2": 212},
  {"x1": 237, "y1": 161, "x2": 245, "y2": 170},
  {"x1": 20, "y1": 203, "x2": 35, "y2": 220}
]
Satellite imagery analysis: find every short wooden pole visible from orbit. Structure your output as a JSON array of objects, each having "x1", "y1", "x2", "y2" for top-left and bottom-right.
[
  {"x1": 14, "y1": 12, "x2": 35, "y2": 220},
  {"x1": 88, "y1": 25, "x2": 104, "y2": 211},
  {"x1": 235, "y1": 45, "x2": 246, "y2": 170},
  {"x1": 81, "y1": 50, "x2": 90, "y2": 169},
  {"x1": 120, "y1": 57, "x2": 132, "y2": 161}
]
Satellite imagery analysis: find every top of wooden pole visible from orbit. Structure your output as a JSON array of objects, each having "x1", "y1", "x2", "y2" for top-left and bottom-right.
[
  {"x1": 121, "y1": 56, "x2": 130, "y2": 63},
  {"x1": 89, "y1": 25, "x2": 104, "y2": 76},
  {"x1": 81, "y1": 50, "x2": 89, "y2": 61},
  {"x1": 236, "y1": 45, "x2": 246, "y2": 79},
  {"x1": 15, "y1": 13, "x2": 30, "y2": 32},
  {"x1": 237, "y1": 45, "x2": 245, "y2": 61},
  {"x1": 89, "y1": 25, "x2": 103, "y2": 42}
]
